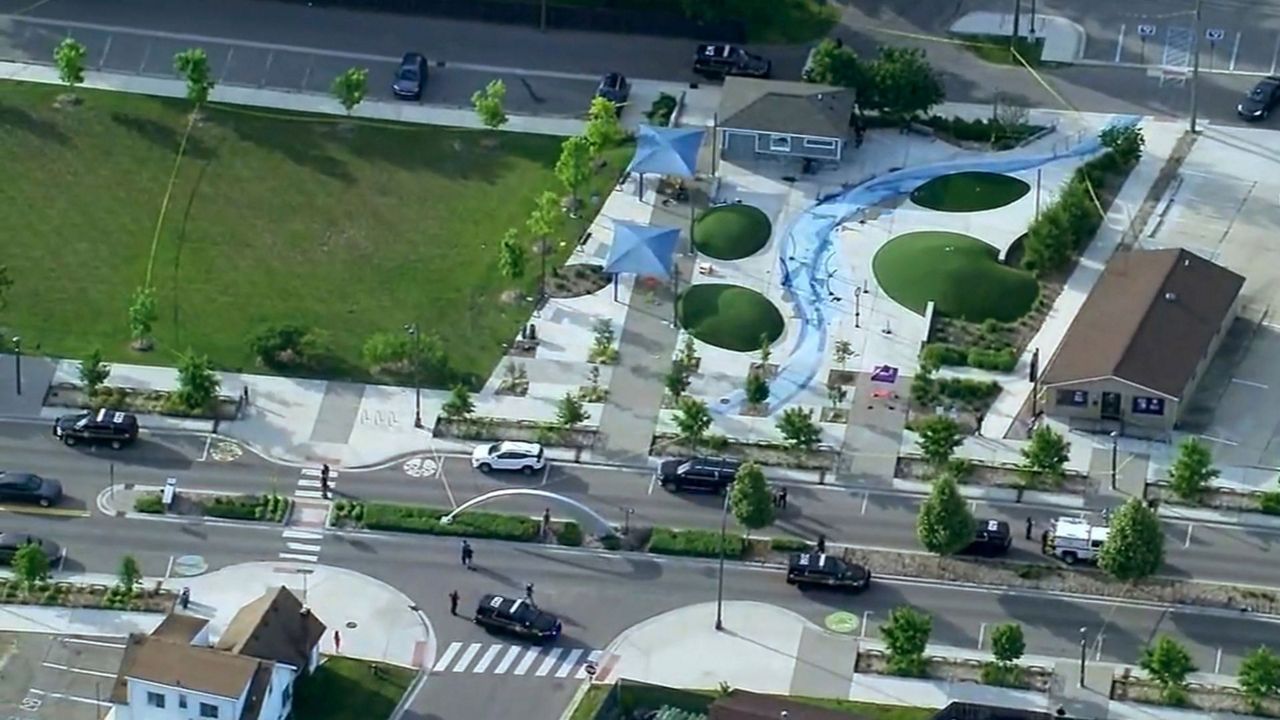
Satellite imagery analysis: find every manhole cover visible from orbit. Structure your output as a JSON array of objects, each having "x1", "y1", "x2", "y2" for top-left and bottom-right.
[
  {"x1": 824, "y1": 611, "x2": 859, "y2": 634},
  {"x1": 345, "y1": 621, "x2": 358, "y2": 629},
  {"x1": 402, "y1": 456, "x2": 439, "y2": 478},
  {"x1": 210, "y1": 441, "x2": 243, "y2": 462},
  {"x1": 171, "y1": 555, "x2": 208, "y2": 577}
]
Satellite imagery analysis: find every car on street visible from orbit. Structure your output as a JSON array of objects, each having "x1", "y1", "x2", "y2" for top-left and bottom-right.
[
  {"x1": 392, "y1": 52, "x2": 428, "y2": 100},
  {"x1": 655, "y1": 456, "x2": 741, "y2": 493},
  {"x1": 785, "y1": 552, "x2": 871, "y2": 592},
  {"x1": 1237, "y1": 76, "x2": 1280, "y2": 120},
  {"x1": 693, "y1": 43, "x2": 772, "y2": 80},
  {"x1": 0, "y1": 472, "x2": 64, "y2": 508},
  {"x1": 961, "y1": 519, "x2": 1013, "y2": 557},
  {"x1": 473, "y1": 593, "x2": 562, "y2": 642},
  {"x1": 53, "y1": 408, "x2": 139, "y2": 449},
  {"x1": 471, "y1": 441, "x2": 546, "y2": 474},
  {"x1": 595, "y1": 72, "x2": 631, "y2": 109},
  {"x1": 0, "y1": 533, "x2": 61, "y2": 565}
]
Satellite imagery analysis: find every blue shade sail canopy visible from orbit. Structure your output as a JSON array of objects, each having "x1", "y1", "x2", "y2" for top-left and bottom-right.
[
  {"x1": 604, "y1": 220, "x2": 680, "y2": 280},
  {"x1": 626, "y1": 125, "x2": 705, "y2": 178}
]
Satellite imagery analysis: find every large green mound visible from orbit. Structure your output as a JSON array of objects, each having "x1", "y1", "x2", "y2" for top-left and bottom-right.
[
  {"x1": 872, "y1": 231, "x2": 1038, "y2": 322},
  {"x1": 677, "y1": 283, "x2": 784, "y2": 352},
  {"x1": 909, "y1": 171, "x2": 1030, "y2": 213},
  {"x1": 692, "y1": 204, "x2": 772, "y2": 260}
]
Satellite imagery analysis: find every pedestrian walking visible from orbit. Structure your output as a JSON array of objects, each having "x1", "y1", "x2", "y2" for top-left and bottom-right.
[
  {"x1": 333, "y1": 629, "x2": 342, "y2": 654},
  {"x1": 777, "y1": 486, "x2": 788, "y2": 510},
  {"x1": 448, "y1": 590, "x2": 460, "y2": 616},
  {"x1": 1040, "y1": 528, "x2": 1050, "y2": 551},
  {"x1": 1025, "y1": 517, "x2": 1034, "y2": 541},
  {"x1": 815, "y1": 534, "x2": 826, "y2": 554},
  {"x1": 320, "y1": 463, "x2": 331, "y2": 500},
  {"x1": 461, "y1": 540, "x2": 474, "y2": 569},
  {"x1": 524, "y1": 582, "x2": 535, "y2": 603},
  {"x1": 541, "y1": 508, "x2": 552, "y2": 539}
]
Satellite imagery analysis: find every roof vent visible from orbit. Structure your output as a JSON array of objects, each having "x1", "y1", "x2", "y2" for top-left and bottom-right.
[
  {"x1": 1164, "y1": 292, "x2": 1177, "y2": 301},
  {"x1": 1183, "y1": 258, "x2": 1191, "y2": 266}
]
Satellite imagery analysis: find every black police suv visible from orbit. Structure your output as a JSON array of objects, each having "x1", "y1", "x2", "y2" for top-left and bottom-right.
[
  {"x1": 474, "y1": 593, "x2": 562, "y2": 643},
  {"x1": 785, "y1": 552, "x2": 871, "y2": 592},
  {"x1": 655, "y1": 456, "x2": 741, "y2": 493},
  {"x1": 53, "y1": 408, "x2": 139, "y2": 449},
  {"x1": 693, "y1": 44, "x2": 772, "y2": 80},
  {"x1": 962, "y1": 519, "x2": 1013, "y2": 557},
  {"x1": 1238, "y1": 76, "x2": 1280, "y2": 121}
]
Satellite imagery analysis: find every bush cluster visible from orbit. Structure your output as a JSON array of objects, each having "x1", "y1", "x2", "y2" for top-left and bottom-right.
[
  {"x1": 644, "y1": 93, "x2": 678, "y2": 126},
  {"x1": 134, "y1": 493, "x2": 164, "y2": 514},
  {"x1": 769, "y1": 537, "x2": 810, "y2": 552},
  {"x1": 648, "y1": 528, "x2": 745, "y2": 559},
  {"x1": 1021, "y1": 147, "x2": 1134, "y2": 277},
  {"x1": 912, "y1": 372, "x2": 1001, "y2": 410},
  {"x1": 557, "y1": 522, "x2": 584, "y2": 547},
  {"x1": 203, "y1": 493, "x2": 288, "y2": 522},
  {"x1": 362, "y1": 502, "x2": 541, "y2": 542},
  {"x1": 923, "y1": 115, "x2": 1041, "y2": 146},
  {"x1": 1260, "y1": 491, "x2": 1280, "y2": 516}
]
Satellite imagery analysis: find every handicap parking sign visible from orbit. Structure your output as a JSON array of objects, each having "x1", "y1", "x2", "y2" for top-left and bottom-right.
[
  {"x1": 1137, "y1": 24, "x2": 1156, "y2": 37},
  {"x1": 1206, "y1": 28, "x2": 1225, "y2": 41}
]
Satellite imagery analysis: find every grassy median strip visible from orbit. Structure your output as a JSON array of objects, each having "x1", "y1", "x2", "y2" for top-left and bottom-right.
[
  {"x1": 133, "y1": 491, "x2": 290, "y2": 522},
  {"x1": 648, "y1": 528, "x2": 746, "y2": 559}
]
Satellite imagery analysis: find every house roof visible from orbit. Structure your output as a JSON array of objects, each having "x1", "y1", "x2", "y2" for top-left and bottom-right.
[
  {"x1": 215, "y1": 586, "x2": 326, "y2": 670},
  {"x1": 237, "y1": 662, "x2": 274, "y2": 720},
  {"x1": 111, "y1": 634, "x2": 260, "y2": 703},
  {"x1": 1040, "y1": 248, "x2": 1244, "y2": 398},
  {"x1": 710, "y1": 690, "x2": 872, "y2": 720},
  {"x1": 717, "y1": 77, "x2": 854, "y2": 140},
  {"x1": 150, "y1": 613, "x2": 210, "y2": 643}
]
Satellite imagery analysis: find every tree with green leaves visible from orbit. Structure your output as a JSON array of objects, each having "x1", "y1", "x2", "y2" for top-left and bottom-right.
[
  {"x1": 729, "y1": 461, "x2": 774, "y2": 531},
  {"x1": 330, "y1": 67, "x2": 369, "y2": 114},
  {"x1": 991, "y1": 623, "x2": 1025, "y2": 665},
  {"x1": 526, "y1": 190, "x2": 563, "y2": 296},
  {"x1": 1099, "y1": 124, "x2": 1145, "y2": 165},
  {"x1": 128, "y1": 286, "x2": 157, "y2": 351},
  {"x1": 1168, "y1": 437, "x2": 1218, "y2": 503},
  {"x1": 555, "y1": 135, "x2": 593, "y2": 203},
  {"x1": 665, "y1": 361, "x2": 691, "y2": 400},
  {"x1": 441, "y1": 384, "x2": 474, "y2": 420},
  {"x1": 745, "y1": 372, "x2": 769, "y2": 406},
  {"x1": 827, "y1": 383, "x2": 848, "y2": 409},
  {"x1": 882, "y1": 606, "x2": 932, "y2": 676},
  {"x1": 674, "y1": 396, "x2": 712, "y2": 448},
  {"x1": 866, "y1": 46, "x2": 943, "y2": 122},
  {"x1": 1098, "y1": 497, "x2": 1165, "y2": 581},
  {"x1": 472, "y1": 79, "x2": 508, "y2": 130},
  {"x1": 497, "y1": 228, "x2": 527, "y2": 281},
  {"x1": 916, "y1": 473, "x2": 974, "y2": 555},
  {"x1": 1239, "y1": 645, "x2": 1280, "y2": 712},
  {"x1": 118, "y1": 554, "x2": 142, "y2": 593},
  {"x1": 758, "y1": 333, "x2": 773, "y2": 369},
  {"x1": 1140, "y1": 635, "x2": 1196, "y2": 705},
  {"x1": 12, "y1": 543, "x2": 50, "y2": 588},
  {"x1": 678, "y1": 334, "x2": 700, "y2": 371},
  {"x1": 556, "y1": 392, "x2": 587, "y2": 429},
  {"x1": 833, "y1": 339, "x2": 854, "y2": 370},
  {"x1": 915, "y1": 415, "x2": 964, "y2": 468},
  {"x1": 1020, "y1": 424, "x2": 1069, "y2": 485},
  {"x1": 174, "y1": 350, "x2": 220, "y2": 412},
  {"x1": 79, "y1": 348, "x2": 111, "y2": 398},
  {"x1": 777, "y1": 407, "x2": 821, "y2": 451},
  {"x1": 584, "y1": 96, "x2": 624, "y2": 155},
  {"x1": 53, "y1": 37, "x2": 87, "y2": 98},
  {"x1": 802, "y1": 39, "x2": 869, "y2": 97},
  {"x1": 173, "y1": 48, "x2": 215, "y2": 106}
]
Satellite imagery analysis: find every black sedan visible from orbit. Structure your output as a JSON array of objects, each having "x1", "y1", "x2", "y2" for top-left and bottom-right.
[
  {"x1": 1238, "y1": 75, "x2": 1280, "y2": 121},
  {"x1": 392, "y1": 52, "x2": 428, "y2": 101},
  {"x1": 0, "y1": 472, "x2": 63, "y2": 508},
  {"x1": 474, "y1": 593, "x2": 562, "y2": 642},
  {"x1": 595, "y1": 72, "x2": 630, "y2": 109},
  {"x1": 0, "y1": 534, "x2": 62, "y2": 565}
]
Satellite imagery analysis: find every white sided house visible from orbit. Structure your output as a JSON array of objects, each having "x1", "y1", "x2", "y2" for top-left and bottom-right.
[
  {"x1": 110, "y1": 587, "x2": 326, "y2": 720},
  {"x1": 716, "y1": 77, "x2": 856, "y2": 165}
]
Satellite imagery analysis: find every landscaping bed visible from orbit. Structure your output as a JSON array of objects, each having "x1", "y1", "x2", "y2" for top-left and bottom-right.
[
  {"x1": 45, "y1": 383, "x2": 240, "y2": 421},
  {"x1": 434, "y1": 416, "x2": 597, "y2": 448},
  {"x1": 333, "y1": 500, "x2": 586, "y2": 547},
  {"x1": 855, "y1": 650, "x2": 1052, "y2": 692},
  {"x1": 894, "y1": 456, "x2": 1089, "y2": 492},
  {"x1": 573, "y1": 679, "x2": 934, "y2": 720},
  {"x1": 0, "y1": 577, "x2": 172, "y2": 612},
  {"x1": 651, "y1": 434, "x2": 838, "y2": 470},
  {"x1": 134, "y1": 491, "x2": 290, "y2": 522},
  {"x1": 1150, "y1": 483, "x2": 1280, "y2": 516},
  {"x1": 1112, "y1": 672, "x2": 1280, "y2": 717},
  {"x1": 548, "y1": 264, "x2": 612, "y2": 299}
]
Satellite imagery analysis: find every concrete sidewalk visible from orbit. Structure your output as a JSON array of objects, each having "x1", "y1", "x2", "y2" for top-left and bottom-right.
[{"x1": 949, "y1": 12, "x2": 1088, "y2": 64}]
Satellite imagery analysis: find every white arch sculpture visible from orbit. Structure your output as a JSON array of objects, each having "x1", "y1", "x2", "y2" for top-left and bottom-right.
[{"x1": 441, "y1": 488, "x2": 615, "y2": 537}]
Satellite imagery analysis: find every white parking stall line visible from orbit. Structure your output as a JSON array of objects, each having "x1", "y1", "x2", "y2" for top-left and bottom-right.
[
  {"x1": 471, "y1": 645, "x2": 502, "y2": 673},
  {"x1": 555, "y1": 648, "x2": 585, "y2": 678},
  {"x1": 574, "y1": 650, "x2": 603, "y2": 679},
  {"x1": 1115, "y1": 24, "x2": 1126, "y2": 63},
  {"x1": 60, "y1": 638, "x2": 125, "y2": 649},
  {"x1": 493, "y1": 645, "x2": 523, "y2": 674},
  {"x1": 535, "y1": 648, "x2": 565, "y2": 677},
  {"x1": 277, "y1": 552, "x2": 318, "y2": 562},
  {"x1": 41, "y1": 661, "x2": 117, "y2": 678},
  {"x1": 432, "y1": 642, "x2": 462, "y2": 672},
  {"x1": 451, "y1": 643, "x2": 483, "y2": 673},
  {"x1": 1185, "y1": 523, "x2": 1195, "y2": 548},
  {"x1": 282, "y1": 529, "x2": 324, "y2": 540},
  {"x1": 512, "y1": 647, "x2": 541, "y2": 675},
  {"x1": 1231, "y1": 378, "x2": 1268, "y2": 389},
  {"x1": 860, "y1": 492, "x2": 869, "y2": 514},
  {"x1": 44, "y1": 692, "x2": 111, "y2": 707},
  {"x1": 1230, "y1": 31, "x2": 1242, "y2": 71},
  {"x1": 285, "y1": 542, "x2": 322, "y2": 553}
]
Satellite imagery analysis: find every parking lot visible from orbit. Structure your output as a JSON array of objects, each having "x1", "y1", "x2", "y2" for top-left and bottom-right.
[
  {"x1": 1079, "y1": 11, "x2": 1280, "y2": 75},
  {"x1": 0, "y1": 14, "x2": 601, "y2": 116},
  {"x1": 0, "y1": 632, "x2": 125, "y2": 720}
]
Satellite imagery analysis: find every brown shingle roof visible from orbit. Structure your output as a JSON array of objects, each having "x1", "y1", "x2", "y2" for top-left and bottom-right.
[
  {"x1": 718, "y1": 77, "x2": 854, "y2": 139},
  {"x1": 111, "y1": 634, "x2": 259, "y2": 703},
  {"x1": 150, "y1": 613, "x2": 210, "y2": 643},
  {"x1": 215, "y1": 586, "x2": 326, "y2": 670},
  {"x1": 1041, "y1": 248, "x2": 1243, "y2": 398},
  {"x1": 710, "y1": 690, "x2": 872, "y2": 720}
]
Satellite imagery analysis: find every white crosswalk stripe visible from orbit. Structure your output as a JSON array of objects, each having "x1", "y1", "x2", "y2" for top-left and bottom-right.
[
  {"x1": 554, "y1": 648, "x2": 584, "y2": 678},
  {"x1": 282, "y1": 530, "x2": 323, "y2": 541},
  {"x1": 472, "y1": 645, "x2": 502, "y2": 673},
  {"x1": 534, "y1": 648, "x2": 564, "y2": 677},
  {"x1": 452, "y1": 643, "x2": 483, "y2": 672},
  {"x1": 277, "y1": 552, "x2": 317, "y2": 562},
  {"x1": 300, "y1": 468, "x2": 341, "y2": 478},
  {"x1": 432, "y1": 642, "x2": 462, "y2": 672},
  {"x1": 512, "y1": 647, "x2": 540, "y2": 676},
  {"x1": 285, "y1": 542, "x2": 322, "y2": 553},
  {"x1": 430, "y1": 642, "x2": 603, "y2": 677},
  {"x1": 295, "y1": 489, "x2": 325, "y2": 499},
  {"x1": 493, "y1": 646, "x2": 523, "y2": 674},
  {"x1": 574, "y1": 650, "x2": 603, "y2": 679}
]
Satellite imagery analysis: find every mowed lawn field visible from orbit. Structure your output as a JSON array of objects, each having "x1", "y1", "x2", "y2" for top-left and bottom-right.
[{"x1": 0, "y1": 82, "x2": 628, "y2": 384}]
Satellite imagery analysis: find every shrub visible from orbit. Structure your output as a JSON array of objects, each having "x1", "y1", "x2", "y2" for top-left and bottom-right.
[
  {"x1": 203, "y1": 495, "x2": 262, "y2": 520},
  {"x1": 134, "y1": 493, "x2": 164, "y2": 514},
  {"x1": 648, "y1": 528, "x2": 745, "y2": 558},
  {"x1": 921, "y1": 343, "x2": 967, "y2": 369},
  {"x1": 1260, "y1": 491, "x2": 1280, "y2": 516},
  {"x1": 967, "y1": 347, "x2": 1017, "y2": 372},
  {"x1": 644, "y1": 92, "x2": 678, "y2": 125},
  {"x1": 770, "y1": 537, "x2": 809, "y2": 552},
  {"x1": 980, "y1": 662, "x2": 1025, "y2": 688},
  {"x1": 249, "y1": 324, "x2": 328, "y2": 370},
  {"x1": 934, "y1": 377, "x2": 1000, "y2": 406},
  {"x1": 362, "y1": 502, "x2": 540, "y2": 542},
  {"x1": 557, "y1": 522, "x2": 584, "y2": 547},
  {"x1": 600, "y1": 535, "x2": 622, "y2": 551}
]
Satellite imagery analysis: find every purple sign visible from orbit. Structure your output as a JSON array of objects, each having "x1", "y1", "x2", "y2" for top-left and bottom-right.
[{"x1": 871, "y1": 365, "x2": 899, "y2": 383}]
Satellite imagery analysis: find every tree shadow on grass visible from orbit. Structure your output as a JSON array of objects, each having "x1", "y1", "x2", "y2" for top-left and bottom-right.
[
  {"x1": 0, "y1": 102, "x2": 69, "y2": 145},
  {"x1": 109, "y1": 112, "x2": 215, "y2": 161},
  {"x1": 338, "y1": 124, "x2": 523, "y2": 183},
  {"x1": 214, "y1": 111, "x2": 355, "y2": 185}
]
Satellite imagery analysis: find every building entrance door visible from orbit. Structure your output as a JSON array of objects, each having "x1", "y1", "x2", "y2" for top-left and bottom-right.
[{"x1": 1100, "y1": 392, "x2": 1122, "y2": 419}]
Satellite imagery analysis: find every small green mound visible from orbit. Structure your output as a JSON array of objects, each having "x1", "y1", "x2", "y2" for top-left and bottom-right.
[
  {"x1": 692, "y1": 204, "x2": 772, "y2": 260},
  {"x1": 678, "y1": 284, "x2": 784, "y2": 352},
  {"x1": 909, "y1": 171, "x2": 1030, "y2": 212},
  {"x1": 872, "y1": 231, "x2": 1038, "y2": 322}
]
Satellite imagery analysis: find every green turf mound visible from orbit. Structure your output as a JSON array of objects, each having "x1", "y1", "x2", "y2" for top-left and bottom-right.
[
  {"x1": 692, "y1": 204, "x2": 772, "y2": 261},
  {"x1": 677, "y1": 283, "x2": 784, "y2": 352},
  {"x1": 909, "y1": 171, "x2": 1030, "y2": 213}
]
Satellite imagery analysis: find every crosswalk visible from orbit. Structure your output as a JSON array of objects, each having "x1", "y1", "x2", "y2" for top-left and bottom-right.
[
  {"x1": 277, "y1": 466, "x2": 338, "y2": 563},
  {"x1": 431, "y1": 642, "x2": 613, "y2": 680}
]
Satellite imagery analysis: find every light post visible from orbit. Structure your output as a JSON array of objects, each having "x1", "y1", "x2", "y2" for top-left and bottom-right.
[
  {"x1": 403, "y1": 323, "x2": 423, "y2": 429},
  {"x1": 11, "y1": 336, "x2": 21, "y2": 396},
  {"x1": 714, "y1": 481, "x2": 731, "y2": 631},
  {"x1": 1078, "y1": 626, "x2": 1088, "y2": 687},
  {"x1": 1189, "y1": 0, "x2": 1204, "y2": 132},
  {"x1": 1109, "y1": 431, "x2": 1119, "y2": 491}
]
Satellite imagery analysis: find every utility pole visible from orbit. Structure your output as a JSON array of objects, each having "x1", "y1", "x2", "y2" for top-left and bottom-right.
[
  {"x1": 714, "y1": 484, "x2": 730, "y2": 631},
  {"x1": 1189, "y1": 0, "x2": 1204, "y2": 132},
  {"x1": 1011, "y1": 0, "x2": 1023, "y2": 49},
  {"x1": 1030, "y1": 0, "x2": 1037, "y2": 35}
]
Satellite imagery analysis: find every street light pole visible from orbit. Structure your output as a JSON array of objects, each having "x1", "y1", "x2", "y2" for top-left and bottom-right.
[
  {"x1": 404, "y1": 324, "x2": 423, "y2": 429},
  {"x1": 1011, "y1": 0, "x2": 1022, "y2": 50},
  {"x1": 714, "y1": 486, "x2": 730, "y2": 631},
  {"x1": 1109, "y1": 431, "x2": 1119, "y2": 491},
  {"x1": 11, "y1": 336, "x2": 21, "y2": 396},
  {"x1": 1189, "y1": 0, "x2": 1204, "y2": 133},
  {"x1": 1078, "y1": 626, "x2": 1088, "y2": 687}
]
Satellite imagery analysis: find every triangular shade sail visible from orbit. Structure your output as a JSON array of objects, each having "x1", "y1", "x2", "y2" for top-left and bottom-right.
[
  {"x1": 626, "y1": 125, "x2": 705, "y2": 178},
  {"x1": 604, "y1": 220, "x2": 680, "y2": 280}
]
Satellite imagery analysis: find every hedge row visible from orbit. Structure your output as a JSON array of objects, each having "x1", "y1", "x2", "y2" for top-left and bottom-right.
[
  {"x1": 922, "y1": 343, "x2": 1017, "y2": 373},
  {"x1": 363, "y1": 502, "x2": 541, "y2": 542},
  {"x1": 203, "y1": 493, "x2": 289, "y2": 522},
  {"x1": 648, "y1": 528, "x2": 745, "y2": 559}
]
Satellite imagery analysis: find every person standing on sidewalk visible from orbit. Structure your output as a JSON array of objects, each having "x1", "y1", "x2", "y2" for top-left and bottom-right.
[
  {"x1": 448, "y1": 590, "x2": 460, "y2": 616},
  {"x1": 777, "y1": 486, "x2": 788, "y2": 510},
  {"x1": 524, "y1": 582, "x2": 535, "y2": 603},
  {"x1": 320, "y1": 464, "x2": 331, "y2": 500},
  {"x1": 541, "y1": 508, "x2": 552, "y2": 539},
  {"x1": 461, "y1": 540, "x2": 474, "y2": 569},
  {"x1": 1025, "y1": 517, "x2": 1034, "y2": 541},
  {"x1": 815, "y1": 534, "x2": 826, "y2": 554}
]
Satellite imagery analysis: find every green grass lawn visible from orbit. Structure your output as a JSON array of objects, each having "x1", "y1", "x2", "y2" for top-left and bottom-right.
[
  {"x1": 291, "y1": 657, "x2": 415, "y2": 720},
  {"x1": 693, "y1": 204, "x2": 772, "y2": 261},
  {"x1": 910, "y1": 171, "x2": 1031, "y2": 213},
  {"x1": 0, "y1": 82, "x2": 628, "y2": 386},
  {"x1": 872, "y1": 231, "x2": 1039, "y2": 322},
  {"x1": 958, "y1": 34, "x2": 1046, "y2": 66},
  {"x1": 678, "y1": 283, "x2": 783, "y2": 352},
  {"x1": 569, "y1": 683, "x2": 933, "y2": 720}
]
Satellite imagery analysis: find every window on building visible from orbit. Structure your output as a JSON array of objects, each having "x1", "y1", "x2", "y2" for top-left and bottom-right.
[
  {"x1": 179, "y1": 695, "x2": 188, "y2": 709},
  {"x1": 199, "y1": 702, "x2": 220, "y2": 719},
  {"x1": 802, "y1": 137, "x2": 838, "y2": 150},
  {"x1": 146, "y1": 691, "x2": 166, "y2": 709},
  {"x1": 1056, "y1": 389, "x2": 1088, "y2": 406},
  {"x1": 768, "y1": 134, "x2": 792, "y2": 152},
  {"x1": 1131, "y1": 396, "x2": 1166, "y2": 415}
]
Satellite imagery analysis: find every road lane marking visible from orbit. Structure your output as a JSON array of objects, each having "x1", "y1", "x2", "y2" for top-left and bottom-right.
[
  {"x1": 1231, "y1": 378, "x2": 1268, "y2": 389},
  {"x1": 1230, "y1": 31, "x2": 1242, "y2": 71},
  {"x1": 472, "y1": 644, "x2": 502, "y2": 673},
  {"x1": 1272, "y1": 33, "x2": 1280, "y2": 74},
  {"x1": 300, "y1": 468, "x2": 341, "y2": 478},
  {"x1": 1115, "y1": 24, "x2": 1126, "y2": 63},
  {"x1": 1184, "y1": 523, "x2": 1194, "y2": 548},
  {"x1": 295, "y1": 489, "x2": 325, "y2": 499},
  {"x1": 451, "y1": 643, "x2": 482, "y2": 672},
  {"x1": 977, "y1": 622, "x2": 987, "y2": 650},
  {"x1": 1215, "y1": 647, "x2": 1223, "y2": 673},
  {"x1": 555, "y1": 648, "x2": 584, "y2": 677},
  {"x1": 198, "y1": 435, "x2": 211, "y2": 462},
  {"x1": 432, "y1": 642, "x2": 461, "y2": 672},
  {"x1": 535, "y1": 648, "x2": 564, "y2": 676},
  {"x1": 575, "y1": 650, "x2": 603, "y2": 679},
  {"x1": 1197, "y1": 434, "x2": 1239, "y2": 446},
  {"x1": 0, "y1": 505, "x2": 90, "y2": 517},
  {"x1": 285, "y1": 542, "x2": 322, "y2": 553},
  {"x1": 541, "y1": 463, "x2": 551, "y2": 486},
  {"x1": 860, "y1": 492, "x2": 869, "y2": 514},
  {"x1": 494, "y1": 645, "x2": 523, "y2": 674},
  {"x1": 277, "y1": 552, "x2": 318, "y2": 562},
  {"x1": 282, "y1": 530, "x2": 324, "y2": 540},
  {"x1": 512, "y1": 647, "x2": 541, "y2": 675}
]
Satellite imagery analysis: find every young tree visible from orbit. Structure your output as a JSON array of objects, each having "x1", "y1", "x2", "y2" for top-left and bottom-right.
[
  {"x1": 555, "y1": 135, "x2": 593, "y2": 203},
  {"x1": 916, "y1": 473, "x2": 974, "y2": 555},
  {"x1": 1099, "y1": 124, "x2": 1145, "y2": 165},
  {"x1": 174, "y1": 350, "x2": 220, "y2": 412},
  {"x1": 665, "y1": 361, "x2": 692, "y2": 399},
  {"x1": 441, "y1": 384, "x2": 474, "y2": 420},
  {"x1": 79, "y1": 347, "x2": 111, "y2": 397},
  {"x1": 1020, "y1": 425, "x2": 1069, "y2": 484},
  {"x1": 1239, "y1": 645, "x2": 1280, "y2": 712},
  {"x1": 53, "y1": 37, "x2": 87, "y2": 97},
  {"x1": 330, "y1": 67, "x2": 369, "y2": 114},
  {"x1": 866, "y1": 46, "x2": 944, "y2": 122},
  {"x1": 526, "y1": 190, "x2": 563, "y2": 295},
  {"x1": 674, "y1": 396, "x2": 712, "y2": 448},
  {"x1": 589, "y1": 319, "x2": 617, "y2": 364},
  {"x1": 678, "y1": 334, "x2": 700, "y2": 371},
  {"x1": 745, "y1": 372, "x2": 770, "y2": 406},
  {"x1": 802, "y1": 39, "x2": 869, "y2": 96},
  {"x1": 827, "y1": 383, "x2": 848, "y2": 409},
  {"x1": 757, "y1": 333, "x2": 773, "y2": 369},
  {"x1": 990, "y1": 623, "x2": 1026, "y2": 666},
  {"x1": 556, "y1": 392, "x2": 587, "y2": 429},
  {"x1": 497, "y1": 228, "x2": 527, "y2": 281},
  {"x1": 128, "y1": 286, "x2": 158, "y2": 350},
  {"x1": 1098, "y1": 497, "x2": 1165, "y2": 581},
  {"x1": 729, "y1": 461, "x2": 774, "y2": 531},
  {"x1": 173, "y1": 48, "x2": 216, "y2": 106},
  {"x1": 833, "y1": 339, "x2": 854, "y2": 370},
  {"x1": 12, "y1": 543, "x2": 50, "y2": 588},
  {"x1": 584, "y1": 96, "x2": 624, "y2": 155},
  {"x1": 1140, "y1": 635, "x2": 1196, "y2": 705},
  {"x1": 118, "y1": 554, "x2": 142, "y2": 593},
  {"x1": 915, "y1": 415, "x2": 964, "y2": 468},
  {"x1": 472, "y1": 79, "x2": 509, "y2": 130},
  {"x1": 882, "y1": 606, "x2": 932, "y2": 676},
  {"x1": 1168, "y1": 437, "x2": 1218, "y2": 502},
  {"x1": 776, "y1": 407, "x2": 821, "y2": 451}
]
